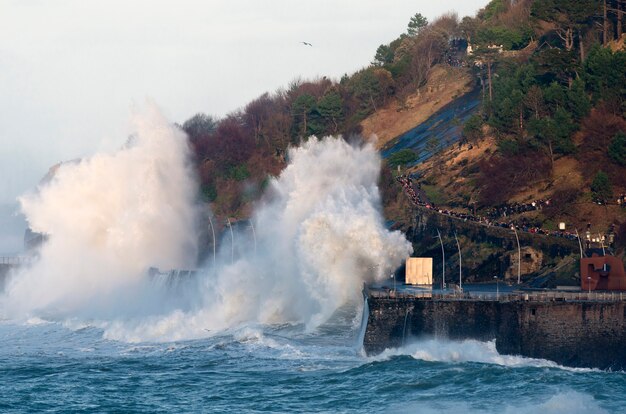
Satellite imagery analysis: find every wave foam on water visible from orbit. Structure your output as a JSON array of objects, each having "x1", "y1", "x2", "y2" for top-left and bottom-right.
[
  {"x1": 373, "y1": 338, "x2": 599, "y2": 372},
  {"x1": 390, "y1": 390, "x2": 608, "y2": 414}
]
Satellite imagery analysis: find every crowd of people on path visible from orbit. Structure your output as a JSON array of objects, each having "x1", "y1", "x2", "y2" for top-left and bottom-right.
[
  {"x1": 617, "y1": 194, "x2": 626, "y2": 208},
  {"x1": 395, "y1": 175, "x2": 580, "y2": 241},
  {"x1": 485, "y1": 200, "x2": 551, "y2": 219}
]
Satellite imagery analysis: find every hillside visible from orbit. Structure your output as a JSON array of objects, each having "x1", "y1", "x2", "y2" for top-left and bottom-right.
[
  {"x1": 182, "y1": 0, "x2": 626, "y2": 273},
  {"x1": 183, "y1": 9, "x2": 473, "y2": 222},
  {"x1": 360, "y1": 65, "x2": 473, "y2": 148},
  {"x1": 379, "y1": 0, "x2": 626, "y2": 255}
]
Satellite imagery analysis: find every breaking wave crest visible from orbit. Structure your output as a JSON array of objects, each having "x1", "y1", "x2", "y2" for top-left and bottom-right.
[{"x1": 373, "y1": 337, "x2": 599, "y2": 372}]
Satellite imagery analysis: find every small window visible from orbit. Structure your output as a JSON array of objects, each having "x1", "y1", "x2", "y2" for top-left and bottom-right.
[{"x1": 531, "y1": 309, "x2": 536, "y2": 316}]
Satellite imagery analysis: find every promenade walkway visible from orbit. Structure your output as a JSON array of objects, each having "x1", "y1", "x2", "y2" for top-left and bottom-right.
[
  {"x1": 396, "y1": 175, "x2": 583, "y2": 243},
  {"x1": 368, "y1": 288, "x2": 626, "y2": 303}
]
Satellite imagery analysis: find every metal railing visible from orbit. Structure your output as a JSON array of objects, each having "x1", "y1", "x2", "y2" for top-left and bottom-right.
[
  {"x1": 368, "y1": 289, "x2": 626, "y2": 303},
  {"x1": 0, "y1": 256, "x2": 34, "y2": 266}
]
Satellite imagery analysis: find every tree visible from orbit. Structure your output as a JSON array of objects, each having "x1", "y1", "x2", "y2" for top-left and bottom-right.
[
  {"x1": 531, "y1": 0, "x2": 601, "y2": 61},
  {"x1": 409, "y1": 28, "x2": 447, "y2": 88},
  {"x1": 459, "y1": 16, "x2": 480, "y2": 43},
  {"x1": 528, "y1": 108, "x2": 576, "y2": 167},
  {"x1": 318, "y1": 89, "x2": 344, "y2": 134},
  {"x1": 407, "y1": 13, "x2": 428, "y2": 36},
  {"x1": 475, "y1": 25, "x2": 531, "y2": 50},
  {"x1": 608, "y1": 131, "x2": 626, "y2": 166},
  {"x1": 387, "y1": 149, "x2": 418, "y2": 167},
  {"x1": 373, "y1": 44, "x2": 394, "y2": 66},
  {"x1": 534, "y1": 49, "x2": 578, "y2": 86},
  {"x1": 580, "y1": 107, "x2": 626, "y2": 150},
  {"x1": 244, "y1": 93, "x2": 273, "y2": 146},
  {"x1": 584, "y1": 46, "x2": 626, "y2": 113},
  {"x1": 543, "y1": 82, "x2": 566, "y2": 114},
  {"x1": 182, "y1": 113, "x2": 217, "y2": 140},
  {"x1": 591, "y1": 170, "x2": 613, "y2": 202},
  {"x1": 524, "y1": 85, "x2": 545, "y2": 120},
  {"x1": 552, "y1": 108, "x2": 577, "y2": 154},
  {"x1": 566, "y1": 78, "x2": 591, "y2": 121},
  {"x1": 291, "y1": 94, "x2": 317, "y2": 139},
  {"x1": 211, "y1": 116, "x2": 254, "y2": 170},
  {"x1": 463, "y1": 115, "x2": 484, "y2": 145},
  {"x1": 347, "y1": 68, "x2": 394, "y2": 115},
  {"x1": 471, "y1": 45, "x2": 501, "y2": 102}
]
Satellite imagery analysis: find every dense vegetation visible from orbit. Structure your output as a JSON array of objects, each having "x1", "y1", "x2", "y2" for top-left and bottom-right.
[
  {"x1": 182, "y1": 0, "x2": 626, "y2": 228},
  {"x1": 461, "y1": 0, "x2": 626, "y2": 208}
]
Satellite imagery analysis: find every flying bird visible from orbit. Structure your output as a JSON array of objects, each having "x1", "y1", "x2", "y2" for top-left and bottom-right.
[{"x1": 301, "y1": 41, "x2": 313, "y2": 47}]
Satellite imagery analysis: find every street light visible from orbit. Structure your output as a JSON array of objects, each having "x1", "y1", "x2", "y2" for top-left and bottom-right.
[
  {"x1": 587, "y1": 276, "x2": 592, "y2": 295},
  {"x1": 436, "y1": 228, "x2": 445, "y2": 290},
  {"x1": 390, "y1": 273, "x2": 396, "y2": 294},
  {"x1": 454, "y1": 232, "x2": 462, "y2": 292},
  {"x1": 598, "y1": 233, "x2": 606, "y2": 256},
  {"x1": 511, "y1": 225, "x2": 521, "y2": 284},
  {"x1": 248, "y1": 219, "x2": 257, "y2": 256},
  {"x1": 208, "y1": 214, "x2": 216, "y2": 270},
  {"x1": 575, "y1": 229, "x2": 584, "y2": 259},
  {"x1": 226, "y1": 218, "x2": 234, "y2": 265}
]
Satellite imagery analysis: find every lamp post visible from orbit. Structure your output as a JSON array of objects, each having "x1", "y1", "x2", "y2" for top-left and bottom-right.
[
  {"x1": 436, "y1": 228, "x2": 445, "y2": 290},
  {"x1": 511, "y1": 225, "x2": 521, "y2": 284},
  {"x1": 248, "y1": 219, "x2": 257, "y2": 256},
  {"x1": 226, "y1": 218, "x2": 234, "y2": 265},
  {"x1": 575, "y1": 229, "x2": 584, "y2": 259},
  {"x1": 208, "y1": 214, "x2": 216, "y2": 267},
  {"x1": 587, "y1": 276, "x2": 592, "y2": 295},
  {"x1": 598, "y1": 233, "x2": 606, "y2": 256},
  {"x1": 454, "y1": 232, "x2": 462, "y2": 292},
  {"x1": 390, "y1": 273, "x2": 396, "y2": 294}
]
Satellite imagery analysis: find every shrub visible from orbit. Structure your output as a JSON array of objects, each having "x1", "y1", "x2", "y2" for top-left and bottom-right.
[
  {"x1": 227, "y1": 164, "x2": 250, "y2": 181},
  {"x1": 608, "y1": 132, "x2": 626, "y2": 166},
  {"x1": 201, "y1": 183, "x2": 217, "y2": 202},
  {"x1": 543, "y1": 186, "x2": 581, "y2": 219},
  {"x1": 591, "y1": 171, "x2": 613, "y2": 203},
  {"x1": 478, "y1": 150, "x2": 551, "y2": 206},
  {"x1": 387, "y1": 149, "x2": 418, "y2": 167},
  {"x1": 463, "y1": 115, "x2": 483, "y2": 144}
]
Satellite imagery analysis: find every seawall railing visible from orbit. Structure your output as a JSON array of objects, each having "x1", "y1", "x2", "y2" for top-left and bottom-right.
[
  {"x1": 0, "y1": 256, "x2": 34, "y2": 266},
  {"x1": 368, "y1": 289, "x2": 626, "y2": 303}
]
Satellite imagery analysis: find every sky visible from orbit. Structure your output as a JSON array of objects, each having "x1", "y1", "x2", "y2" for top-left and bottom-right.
[{"x1": 0, "y1": 0, "x2": 489, "y2": 254}]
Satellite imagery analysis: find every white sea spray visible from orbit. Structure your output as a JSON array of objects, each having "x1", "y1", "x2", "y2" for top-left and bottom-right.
[{"x1": 0, "y1": 110, "x2": 412, "y2": 342}]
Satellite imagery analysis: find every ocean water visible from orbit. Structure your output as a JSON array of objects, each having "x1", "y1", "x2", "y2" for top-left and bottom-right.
[{"x1": 1, "y1": 308, "x2": 624, "y2": 414}]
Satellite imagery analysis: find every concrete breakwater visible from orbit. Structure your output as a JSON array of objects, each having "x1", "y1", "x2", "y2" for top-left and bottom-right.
[{"x1": 363, "y1": 290, "x2": 626, "y2": 369}]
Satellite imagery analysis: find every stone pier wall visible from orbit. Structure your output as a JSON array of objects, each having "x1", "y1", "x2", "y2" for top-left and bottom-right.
[{"x1": 364, "y1": 296, "x2": 626, "y2": 369}]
